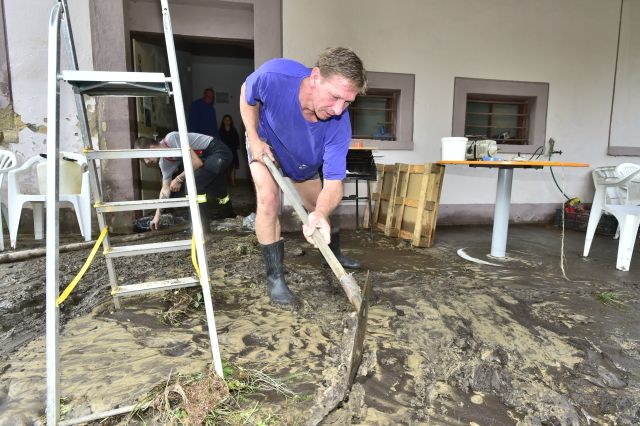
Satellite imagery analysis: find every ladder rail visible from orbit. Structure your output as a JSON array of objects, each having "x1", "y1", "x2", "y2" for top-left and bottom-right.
[
  {"x1": 46, "y1": 4, "x2": 62, "y2": 424},
  {"x1": 72, "y1": 82, "x2": 171, "y2": 96},
  {"x1": 94, "y1": 197, "x2": 192, "y2": 213},
  {"x1": 46, "y1": 2, "x2": 226, "y2": 423},
  {"x1": 160, "y1": 0, "x2": 224, "y2": 378},
  {"x1": 58, "y1": 0, "x2": 118, "y2": 308},
  {"x1": 85, "y1": 148, "x2": 182, "y2": 160}
]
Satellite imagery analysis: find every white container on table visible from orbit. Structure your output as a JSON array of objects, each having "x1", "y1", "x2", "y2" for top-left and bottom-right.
[{"x1": 441, "y1": 137, "x2": 468, "y2": 161}]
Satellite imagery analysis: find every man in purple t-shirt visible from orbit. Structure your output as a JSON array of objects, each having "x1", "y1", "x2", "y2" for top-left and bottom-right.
[{"x1": 240, "y1": 47, "x2": 367, "y2": 305}]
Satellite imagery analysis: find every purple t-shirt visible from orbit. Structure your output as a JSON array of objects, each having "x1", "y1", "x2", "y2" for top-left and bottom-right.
[{"x1": 244, "y1": 58, "x2": 352, "y2": 181}]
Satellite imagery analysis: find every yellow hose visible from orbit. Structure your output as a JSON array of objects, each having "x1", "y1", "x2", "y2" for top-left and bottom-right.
[{"x1": 56, "y1": 226, "x2": 109, "y2": 306}]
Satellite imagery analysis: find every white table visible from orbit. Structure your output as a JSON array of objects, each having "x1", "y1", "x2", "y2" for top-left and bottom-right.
[{"x1": 437, "y1": 160, "x2": 589, "y2": 258}]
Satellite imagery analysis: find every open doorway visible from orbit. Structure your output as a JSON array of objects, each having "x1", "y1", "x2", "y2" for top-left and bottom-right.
[{"x1": 130, "y1": 32, "x2": 254, "y2": 205}]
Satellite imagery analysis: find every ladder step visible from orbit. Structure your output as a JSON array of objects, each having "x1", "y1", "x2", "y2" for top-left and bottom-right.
[
  {"x1": 62, "y1": 70, "x2": 172, "y2": 97},
  {"x1": 105, "y1": 240, "x2": 192, "y2": 258},
  {"x1": 85, "y1": 148, "x2": 182, "y2": 160},
  {"x1": 114, "y1": 277, "x2": 200, "y2": 297},
  {"x1": 95, "y1": 198, "x2": 190, "y2": 213}
]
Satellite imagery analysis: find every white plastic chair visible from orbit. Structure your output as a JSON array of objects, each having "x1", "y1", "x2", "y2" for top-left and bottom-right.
[
  {"x1": 0, "y1": 150, "x2": 18, "y2": 251},
  {"x1": 583, "y1": 163, "x2": 640, "y2": 271},
  {"x1": 616, "y1": 163, "x2": 640, "y2": 207},
  {"x1": 7, "y1": 151, "x2": 91, "y2": 248}
]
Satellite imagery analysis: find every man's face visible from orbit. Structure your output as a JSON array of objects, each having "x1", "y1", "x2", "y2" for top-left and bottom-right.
[
  {"x1": 203, "y1": 90, "x2": 214, "y2": 104},
  {"x1": 311, "y1": 71, "x2": 359, "y2": 121}
]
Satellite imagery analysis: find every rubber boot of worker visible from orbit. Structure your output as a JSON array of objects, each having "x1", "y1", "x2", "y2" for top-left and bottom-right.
[
  {"x1": 198, "y1": 202, "x2": 212, "y2": 233},
  {"x1": 210, "y1": 194, "x2": 236, "y2": 220},
  {"x1": 324, "y1": 231, "x2": 362, "y2": 270},
  {"x1": 260, "y1": 240, "x2": 295, "y2": 305}
]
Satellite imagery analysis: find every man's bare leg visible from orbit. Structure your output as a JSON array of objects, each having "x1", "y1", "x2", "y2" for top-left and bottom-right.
[
  {"x1": 250, "y1": 161, "x2": 294, "y2": 304},
  {"x1": 250, "y1": 161, "x2": 281, "y2": 244}
]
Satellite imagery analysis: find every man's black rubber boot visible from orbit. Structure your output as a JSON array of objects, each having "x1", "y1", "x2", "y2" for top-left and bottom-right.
[
  {"x1": 210, "y1": 196, "x2": 236, "y2": 220},
  {"x1": 327, "y1": 231, "x2": 362, "y2": 270},
  {"x1": 261, "y1": 240, "x2": 295, "y2": 305},
  {"x1": 198, "y1": 203, "x2": 212, "y2": 233}
]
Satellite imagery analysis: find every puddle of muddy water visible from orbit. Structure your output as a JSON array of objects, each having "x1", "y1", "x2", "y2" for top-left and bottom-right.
[{"x1": 1, "y1": 226, "x2": 640, "y2": 425}]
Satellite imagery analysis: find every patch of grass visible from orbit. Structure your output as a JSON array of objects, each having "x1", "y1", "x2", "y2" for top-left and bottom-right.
[
  {"x1": 160, "y1": 289, "x2": 203, "y2": 326},
  {"x1": 59, "y1": 396, "x2": 70, "y2": 418},
  {"x1": 595, "y1": 291, "x2": 625, "y2": 307},
  {"x1": 236, "y1": 241, "x2": 259, "y2": 256},
  {"x1": 130, "y1": 361, "x2": 303, "y2": 425},
  {"x1": 204, "y1": 400, "x2": 264, "y2": 425}
]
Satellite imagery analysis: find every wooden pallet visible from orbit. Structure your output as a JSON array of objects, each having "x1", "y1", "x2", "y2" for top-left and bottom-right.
[
  {"x1": 370, "y1": 163, "x2": 444, "y2": 247},
  {"x1": 369, "y1": 164, "x2": 397, "y2": 232},
  {"x1": 362, "y1": 179, "x2": 376, "y2": 229}
]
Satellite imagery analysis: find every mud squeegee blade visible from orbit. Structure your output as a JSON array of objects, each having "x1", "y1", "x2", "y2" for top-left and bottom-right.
[{"x1": 347, "y1": 270, "x2": 371, "y2": 387}]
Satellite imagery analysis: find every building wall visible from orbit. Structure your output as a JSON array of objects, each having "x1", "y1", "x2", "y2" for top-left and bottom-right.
[
  {"x1": 284, "y1": 0, "x2": 636, "y2": 223},
  {"x1": 0, "y1": 1, "x2": 256, "y2": 234},
  {"x1": 128, "y1": 0, "x2": 254, "y2": 42},
  {"x1": 2, "y1": 0, "x2": 93, "y2": 184},
  {"x1": 4, "y1": 0, "x2": 637, "y2": 232},
  {"x1": 0, "y1": 0, "x2": 97, "y2": 236}
]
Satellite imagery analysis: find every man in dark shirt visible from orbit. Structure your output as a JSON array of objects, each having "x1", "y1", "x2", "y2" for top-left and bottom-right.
[{"x1": 189, "y1": 88, "x2": 219, "y2": 138}]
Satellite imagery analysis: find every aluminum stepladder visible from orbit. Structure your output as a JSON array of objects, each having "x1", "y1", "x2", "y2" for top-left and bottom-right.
[{"x1": 46, "y1": 1, "x2": 223, "y2": 424}]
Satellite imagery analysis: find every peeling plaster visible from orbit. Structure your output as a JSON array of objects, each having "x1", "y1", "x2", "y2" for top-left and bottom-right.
[
  {"x1": 0, "y1": 104, "x2": 46, "y2": 145},
  {"x1": 85, "y1": 97, "x2": 100, "y2": 145},
  {"x1": 0, "y1": 102, "x2": 99, "y2": 145},
  {"x1": 0, "y1": 100, "x2": 101, "y2": 197}
]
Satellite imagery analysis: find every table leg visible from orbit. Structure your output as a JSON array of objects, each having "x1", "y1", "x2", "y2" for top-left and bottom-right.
[
  {"x1": 490, "y1": 168, "x2": 514, "y2": 258},
  {"x1": 355, "y1": 178, "x2": 360, "y2": 229},
  {"x1": 367, "y1": 180, "x2": 373, "y2": 232}
]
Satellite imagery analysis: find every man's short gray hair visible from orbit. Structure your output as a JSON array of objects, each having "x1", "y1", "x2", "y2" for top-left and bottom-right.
[{"x1": 316, "y1": 47, "x2": 367, "y2": 94}]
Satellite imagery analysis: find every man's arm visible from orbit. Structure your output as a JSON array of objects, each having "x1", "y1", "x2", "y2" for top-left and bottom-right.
[
  {"x1": 151, "y1": 179, "x2": 172, "y2": 230},
  {"x1": 304, "y1": 180, "x2": 343, "y2": 245},
  {"x1": 169, "y1": 149, "x2": 204, "y2": 192},
  {"x1": 239, "y1": 82, "x2": 273, "y2": 163}
]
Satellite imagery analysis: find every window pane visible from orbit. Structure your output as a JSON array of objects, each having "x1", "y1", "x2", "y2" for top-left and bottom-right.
[
  {"x1": 465, "y1": 102, "x2": 490, "y2": 137},
  {"x1": 465, "y1": 97, "x2": 529, "y2": 144},
  {"x1": 350, "y1": 90, "x2": 397, "y2": 140}
]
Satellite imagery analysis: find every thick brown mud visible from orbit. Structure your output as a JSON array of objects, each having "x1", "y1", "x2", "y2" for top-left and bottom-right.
[{"x1": 1, "y1": 224, "x2": 639, "y2": 425}]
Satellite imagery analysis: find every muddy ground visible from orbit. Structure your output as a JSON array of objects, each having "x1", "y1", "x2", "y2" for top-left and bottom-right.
[{"x1": 1, "y1": 222, "x2": 639, "y2": 425}]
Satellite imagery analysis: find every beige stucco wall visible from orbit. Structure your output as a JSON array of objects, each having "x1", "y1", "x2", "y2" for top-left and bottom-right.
[
  {"x1": 284, "y1": 0, "x2": 636, "y2": 222},
  {"x1": 2, "y1": 0, "x2": 94, "y2": 191},
  {"x1": 4, "y1": 0, "x2": 638, "y2": 230},
  {"x1": 1, "y1": 0, "x2": 281, "y2": 235},
  {"x1": 128, "y1": 0, "x2": 253, "y2": 41}
]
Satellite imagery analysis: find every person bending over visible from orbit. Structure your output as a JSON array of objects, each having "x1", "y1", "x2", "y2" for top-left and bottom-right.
[
  {"x1": 135, "y1": 131, "x2": 234, "y2": 230},
  {"x1": 240, "y1": 47, "x2": 367, "y2": 305}
]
